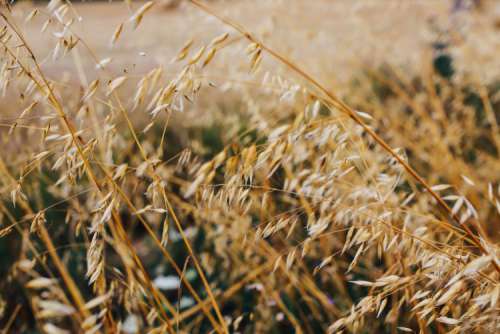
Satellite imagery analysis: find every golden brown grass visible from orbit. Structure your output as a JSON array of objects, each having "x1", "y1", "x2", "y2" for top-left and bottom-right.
[{"x1": 0, "y1": 1, "x2": 499, "y2": 333}]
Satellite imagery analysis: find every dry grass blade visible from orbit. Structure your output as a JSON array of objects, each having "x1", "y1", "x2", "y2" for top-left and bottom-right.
[
  {"x1": 1, "y1": 1, "x2": 499, "y2": 333},
  {"x1": 187, "y1": 0, "x2": 499, "y2": 273}
]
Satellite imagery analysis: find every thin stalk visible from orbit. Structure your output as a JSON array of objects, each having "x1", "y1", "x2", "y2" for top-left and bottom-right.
[{"x1": 187, "y1": 0, "x2": 500, "y2": 275}]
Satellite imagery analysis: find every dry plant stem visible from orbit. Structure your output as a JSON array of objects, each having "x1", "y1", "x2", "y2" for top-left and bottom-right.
[
  {"x1": 38, "y1": 226, "x2": 91, "y2": 316},
  {"x1": 105, "y1": 212, "x2": 182, "y2": 329},
  {"x1": 60, "y1": 17, "x2": 226, "y2": 329},
  {"x1": 55, "y1": 34, "x2": 224, "y2": 333},
  {"x1": 43, "y1": 125, "x2": 223, "y2": 330},
  {"x1": 0, "y1": 12, "x2": 178, "y2": 332},
  {"x1": 401, "y1": 259, "x2": 430, "y2": 334},
  {"x1": 256, "y1": 239, "x2": 343, "y2": 318},
  {"x1": 168, "y1": 192, "x2": 345, "y2": 317},
  {"x1": 71, "y1": 49, "x2": 107, "y2": 158},
  {"x1": 259, "y1": 274, "x2": 304, "y2": 334},
  {"x1": 1, "y1": 304, "x2": 21, "y2": 334},
  {"x1": 0, "y1": 162, "x2": 89, "y2": 305},
  {"x1": 0, "y1": 12, "x2": 99, "y2": 192},
  {"x1": 1, "y1": 2, "x2": 498, "y2": 332},
  {"x1": 0, "y1": 160, "x2": 91, "y2": 326},
  {"x1": 172, "y1": 164, "x2": 494, "y2": 283},
  {"x1": 245, "y1": 243, "x2": 333, "y2": 326},
  {"x1": 174, "y1": 135, "x2": 475, "y2": 248},
  {"x1": 65, "y1": 51, "x2": 158, "y2": 327},
  {"x1": 187, "y1": 0, "x2": 499, "y2": 275},
  {"x1": 96, "y1": 165, "x2": 224, "y2": 333},
  {"x1": 476, "y1": 82, "x2": 500, "y2": 153},
  {"x1": 113, "y1": 96, "x2": 228, "y2": 333},
  {"x1": 0, "y1": 53, "x2": 172, "y2": 331},
  {"x1": 174, "y1": 263, "x2": 269, "y2": 323},
  {"x1": 366, "y1": 67, "x2": 490, "y2": 238},
  {"x1": 234, "y1": 252, "x2": 306, "y2": 333},
  {"x1": 239, "y1": 224, "x2": 332, "y2": 324},
  {"x1": 2, "y1": 15, "x2": 174, "y2": 326}
]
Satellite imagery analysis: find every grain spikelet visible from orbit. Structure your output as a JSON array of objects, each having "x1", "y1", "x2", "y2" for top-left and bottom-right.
[
  {"x1": 436, "y1": 281, "x2": 464, "y2": 306},
  {"x1": 96, "y1": 58, "x2": 112, "y2": 69},
  {"x1": 26, "y1": 277, "x2": 58, "y2": 289},
  {"x1": 202, "y1": 47, "x2": 217, "y2": 68},
  {"x1": 209, "y1": 32, "x2": 229, "y2": 46},
  {"x1": 160, "y1": 216, "x2": 169, "y2": 247},
  {"x1": 188, "y1": 45, "x2": 206, "y2": 65},
  {"x1": 38, "y1": 300, "x2": 75, "y2": 316},
  {"x1": 430, "y1": 184, "x2": 451, "y2": 192},
  {"x1": 436, "y1": 316, "x2": 460, "y2": 325},
  {"x1": 130, "y1": 1, "x2": 154, "y2": 29},
  {"x1": 25, "y1": 9, "x2": 39, "y2": 22},
  {"x1": 84, "y1": 293, "x2": 111, "y2": 310},
  {"x1": 82, "y1": 79, "x2": 99, "y2": 102},
  {"x1": 107, "y1": 76, "x2": 127, "y2": 96},
  {"x1": 43, "y1": 323, "x2": 70, "y2": 334},
  {"x1": 175, "y1": 39, "x2": 194, "y2": 62},
  {"x1": 110, "y1": 23, "x2": 124, "y2": 46},
  {"x1": 462, "y1": 256, "x2": 491, "y2": 276}
]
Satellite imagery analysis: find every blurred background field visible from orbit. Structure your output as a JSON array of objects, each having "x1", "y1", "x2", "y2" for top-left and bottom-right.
[{"x1": 10, "y1": 0, "x2": 499, "y2": 84}]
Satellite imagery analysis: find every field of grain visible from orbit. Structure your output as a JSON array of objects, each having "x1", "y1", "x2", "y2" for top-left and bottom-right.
[{"x1": 0, "y1": 1, "x2": 499, "y2": 333}]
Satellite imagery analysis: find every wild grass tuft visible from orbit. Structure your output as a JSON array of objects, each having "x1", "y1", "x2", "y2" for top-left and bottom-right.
[{"x1": 0, "y1": 1, "x2": 499, "y2": 333}]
